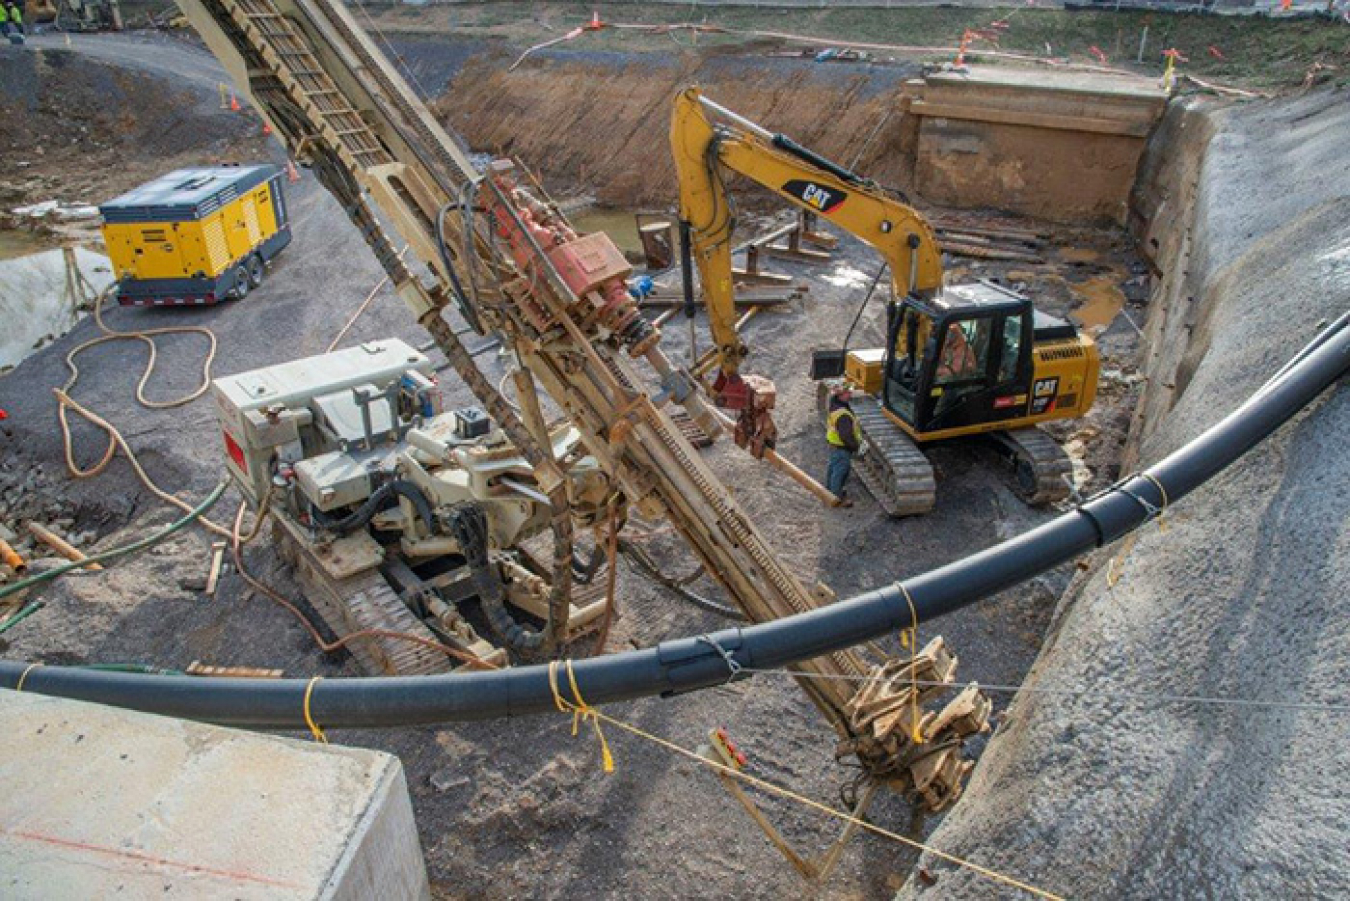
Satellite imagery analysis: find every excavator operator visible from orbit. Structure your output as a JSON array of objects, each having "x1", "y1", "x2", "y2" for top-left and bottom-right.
[{"x1": 937, "y1": 321, "x2": 981, "y2": 380}]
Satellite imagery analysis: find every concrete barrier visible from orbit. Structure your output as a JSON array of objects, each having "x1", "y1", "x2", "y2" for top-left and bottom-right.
[{"x1": 0, "y1": 691, "x2": 429, "y2": 900}]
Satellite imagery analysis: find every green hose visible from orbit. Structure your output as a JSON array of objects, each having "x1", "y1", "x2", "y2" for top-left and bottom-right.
[
  {"x1": 0, "y1": 601, "x2": 45, "y2": 636},
  {"x1": 79, "y1": 663, "x2": 184, "y2": 676},
  {"x1": 0, "y1": 480, "x2": 230, "y2": 603}
]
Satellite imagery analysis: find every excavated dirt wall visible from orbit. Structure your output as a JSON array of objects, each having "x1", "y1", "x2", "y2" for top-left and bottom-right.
[
  {"x1": 434, "y1": 47, "x2": 922, "y2": 209},
  {"x1": 435, "y1": 45, "x2": 1166, "y2": 225},
  {"x1": 899, "y1": 86, "x2": 1350, "y2": 899}
]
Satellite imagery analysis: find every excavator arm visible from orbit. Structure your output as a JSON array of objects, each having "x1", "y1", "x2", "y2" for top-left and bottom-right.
[{"x1": 672, "y1": 86, "x2": 945, "y2": 400}]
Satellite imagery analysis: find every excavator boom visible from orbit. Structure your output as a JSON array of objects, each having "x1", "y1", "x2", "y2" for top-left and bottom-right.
[{"x1": 672, "y1": 87, "x2": 945, "y2": 387}]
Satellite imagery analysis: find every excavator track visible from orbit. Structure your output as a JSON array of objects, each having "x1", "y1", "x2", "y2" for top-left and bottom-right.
[
  {"x1": 992, "y1": 427, "x2": 1074, "y2": 506},
  {"x1": 848, "y1": 396, "x2": 937, "y2": 517}
]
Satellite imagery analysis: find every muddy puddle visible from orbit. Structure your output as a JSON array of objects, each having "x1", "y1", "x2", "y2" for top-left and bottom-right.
[
  {"x1": 569, "y1": 206, "x2": 644, "y2": 255},
  {"x1": 1068, "y1": 274, "x2": 1127, "y2": 329}
]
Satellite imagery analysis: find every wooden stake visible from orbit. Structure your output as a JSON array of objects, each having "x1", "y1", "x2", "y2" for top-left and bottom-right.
[
  {"x1": 28, "y1": 523, "x2": 102, "y2": 571},
  {"x1": 205, "y1": 541, "x2": 227, "y2": 596}
]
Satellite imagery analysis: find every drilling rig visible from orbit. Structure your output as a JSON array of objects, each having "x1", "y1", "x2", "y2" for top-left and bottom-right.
[{"x1": 175, "y1": 0, "x2": 989, "y2": 808}]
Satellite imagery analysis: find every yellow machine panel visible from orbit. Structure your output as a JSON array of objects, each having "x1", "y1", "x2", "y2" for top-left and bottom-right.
[
  {"x1": 844, "y1": 348, "x2": 886, "y2": 396},
  {"x1": 1030, "y1": 337, "x2": 1101, "y2": 421}
]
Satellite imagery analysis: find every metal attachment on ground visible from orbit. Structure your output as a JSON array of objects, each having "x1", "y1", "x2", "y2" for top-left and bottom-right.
[
  {"x1": 844, "y1": 636, "x2": 991, "y2": 811},
  {"x1": 699, "y1": 726, "x2": 881, "y2": 882}
]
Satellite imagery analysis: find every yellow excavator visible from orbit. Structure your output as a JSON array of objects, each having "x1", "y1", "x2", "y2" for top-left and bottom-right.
[{"x1": 672, "y1": 87, "x2": 1101, "y2": 515}]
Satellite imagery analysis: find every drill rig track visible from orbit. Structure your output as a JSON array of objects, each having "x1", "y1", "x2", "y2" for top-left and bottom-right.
[{"x1": 273, "y1": 517, "x2": 456, "y2": 676}]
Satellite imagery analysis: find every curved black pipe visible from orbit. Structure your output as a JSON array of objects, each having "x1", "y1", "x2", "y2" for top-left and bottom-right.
[{"x1": 2, "y1": 320, "x2": 1346, "y2": 729}]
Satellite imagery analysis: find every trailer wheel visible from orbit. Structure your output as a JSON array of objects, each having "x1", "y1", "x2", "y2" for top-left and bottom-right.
[
  {"x1": 247, "y1": 255, "x2": 265, "y2": 289},
  {"x1": 233, "y1": 265, "x2": 251, "y2": 300}
]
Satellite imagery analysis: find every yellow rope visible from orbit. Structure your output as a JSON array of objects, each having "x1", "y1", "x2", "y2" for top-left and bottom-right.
[
  {"x1": 545, "y1": 657, "x2": 1055, "y2": 895},
  {"x1": 587, "y1": 703, "x2": 1061, "y2": 900},
  {"x1": 898, "y1": 583, "x2": 924, "y2": 744},
  {"x1": 548, "y1": 659, "x2": 614, "y2": 774},
  {"x1": 14, "y1": 663, "x2": 43, "y2": 692},
  {"x1": 303, "y1": 676, "x2": 328, "y2": 744},
  {"x1": 1139, "y1": 472, "x2": 1170, "y2": 532}
]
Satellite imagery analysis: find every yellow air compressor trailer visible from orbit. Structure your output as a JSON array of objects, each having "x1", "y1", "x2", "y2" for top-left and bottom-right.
[{"x1": 100, "y1": 164, "x2": 291, "y2": 307}]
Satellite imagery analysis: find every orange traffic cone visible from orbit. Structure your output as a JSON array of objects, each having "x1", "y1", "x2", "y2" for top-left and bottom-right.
[
  {"x1": 286, "y1": 160, "x2": 301, "y2": 183},
  {"x1": 229, "y1": 93, "x2": 241, "y2": 113},
  {"x1": 262, "y1": 120, "x2": 272, "y2": 137}
]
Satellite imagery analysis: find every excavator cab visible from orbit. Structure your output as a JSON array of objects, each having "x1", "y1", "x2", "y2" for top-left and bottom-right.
[{"x1": 878, "y1": 281, "x2": 1091, "y2": 440}]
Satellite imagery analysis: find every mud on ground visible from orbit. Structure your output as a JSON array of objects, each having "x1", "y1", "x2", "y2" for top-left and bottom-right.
[
  {"x1": 0, "y1": 33, "x2": 1150, "y2": 898},
  {"x1": 0, "y1": 38, "x2": 267, "y2": 235}
]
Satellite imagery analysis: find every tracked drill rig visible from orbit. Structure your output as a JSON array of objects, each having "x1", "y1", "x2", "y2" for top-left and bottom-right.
[{"x1": 175, "y1": 0, "x2": 989, "y2": 808}]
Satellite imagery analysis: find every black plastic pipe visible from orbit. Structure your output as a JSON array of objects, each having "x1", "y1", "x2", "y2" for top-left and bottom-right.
[{"x1": 2, "y1": 321, "x2": 1346, "y2": 730}]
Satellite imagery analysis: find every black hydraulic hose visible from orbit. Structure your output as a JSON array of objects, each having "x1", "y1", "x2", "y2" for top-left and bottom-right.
[
  {"x1": 841, "y1": 264, "x2": 888, "y2": 360},
  {"x1": 772, "y1": 134, "x2": 864, "y2": 187},
  {"x1": 450, "y1": 503, "x2": 547, "y2": 654},
  {"x1": 436, "y1": 200, "x2": 484, "y2": 335},
  {"x1": 679, "y1": 219, "x2": 697, "y2": 325},
  {"x1": 310, "y1": 480, "x2": 435, "y2": 537},
  {"x1": 2, "y1": 320, "x2": 1346, "y2": 729},
  {"x1": 618, "y1": 540, "x2": 747, "y2": 622}
]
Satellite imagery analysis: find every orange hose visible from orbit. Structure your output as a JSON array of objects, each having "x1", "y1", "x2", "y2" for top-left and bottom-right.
[{"x1": 0, "y1": 539, "x2": 26, "y2": 575}]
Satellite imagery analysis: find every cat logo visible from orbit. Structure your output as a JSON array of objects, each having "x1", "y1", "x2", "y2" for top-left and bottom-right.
[{"x1": 781, "y1": 179, "x2": 847, "y2": 214}]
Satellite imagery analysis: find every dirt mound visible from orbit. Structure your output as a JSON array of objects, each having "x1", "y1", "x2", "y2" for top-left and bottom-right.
[
  {"x1": 434, "y1": 47, "x2": 920, "y2": 209},
  {"x1": 901, "y1": 87, "x2": 1350, "y2": 899},
  {"x1": 0, "y1": 45, "x2": 265, "y2": 209}
]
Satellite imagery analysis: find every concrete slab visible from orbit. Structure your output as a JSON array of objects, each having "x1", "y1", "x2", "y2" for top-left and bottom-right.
[
  {"x1": 0, "y1": 691, "x2": 429, "y2": 900},
  {"x1": 928, "y1": 64, "x2": 1169, "y2": 101}
]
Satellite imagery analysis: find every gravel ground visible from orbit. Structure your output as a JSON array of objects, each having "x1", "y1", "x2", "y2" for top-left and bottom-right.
[
  {"x1": 1, "y1": 34, "x2": 1150, "y2": 898},
  {"x1": 902, "y1": 87, "x2": 1350, "y2": 900}
]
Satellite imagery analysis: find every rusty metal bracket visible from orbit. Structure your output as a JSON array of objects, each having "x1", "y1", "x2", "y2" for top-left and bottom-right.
[{"x1": 698, "y1": 728, "x2": 881, "y2": 883}]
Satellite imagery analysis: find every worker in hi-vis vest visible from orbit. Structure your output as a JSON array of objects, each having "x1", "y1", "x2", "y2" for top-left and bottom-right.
[
  {"x1": 825, "y1": 386, "x2": 862, "y2": 507},
  {"x1": 6, "y1": 2, "x2": 21, "y2": 34},
  {"x1": 0, "y1": 3, "x2": 10, "y2": 35}
]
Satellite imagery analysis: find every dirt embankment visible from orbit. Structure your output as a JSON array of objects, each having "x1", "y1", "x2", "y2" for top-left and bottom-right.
[
  {"x1": 435, "y1": 48, "x2": 920, "y2": 209},
  {"x1": 901, "y1": 86, "x2": 1350, "y2": 899},
  {"x1": 0, "y1": 44, "x2": 266, "y2": 214}
]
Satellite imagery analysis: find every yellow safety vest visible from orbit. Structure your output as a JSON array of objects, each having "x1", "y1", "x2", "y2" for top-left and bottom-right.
[
  {"x1": 826, "y1": 407, "x2": 861, "y2": 448},
  {"x1": 0, "y1": 7, "x2": 8, "y2": 23}
]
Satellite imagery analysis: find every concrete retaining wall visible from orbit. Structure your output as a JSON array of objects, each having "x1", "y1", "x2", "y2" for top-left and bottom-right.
[{"x1": 0, "y1": 691, "x2": 430, "y2": 900}]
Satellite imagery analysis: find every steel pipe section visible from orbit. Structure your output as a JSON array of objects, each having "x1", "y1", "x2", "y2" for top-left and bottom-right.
[{"x1": 2, "y1": 319, "x2": 1347, "y2": 730}]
